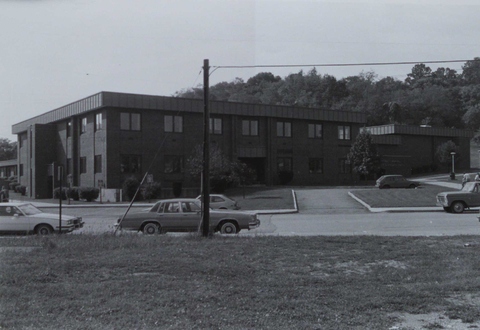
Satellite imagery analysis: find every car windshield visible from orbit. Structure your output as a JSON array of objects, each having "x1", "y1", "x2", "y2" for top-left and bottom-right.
[
  {"x1": 461, "y1": 182, "x2": 479, "y2": 192},
  {"x1": 17, "y1": 204, "x2": 43, "y2": 215}
]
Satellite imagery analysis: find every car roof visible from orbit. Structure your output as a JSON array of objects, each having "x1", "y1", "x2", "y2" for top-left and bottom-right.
[
  {"x1": 155, "y1": 198, "x2": 198, "y2": 203},
  {"x1": 0, "y1": 202, "x2": 32, "y2": 207}
]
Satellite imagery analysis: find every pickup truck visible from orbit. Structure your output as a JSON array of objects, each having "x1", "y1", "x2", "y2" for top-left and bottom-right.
[{"x1": 436, "y1": 181, "x2": 480, "y2": 213}]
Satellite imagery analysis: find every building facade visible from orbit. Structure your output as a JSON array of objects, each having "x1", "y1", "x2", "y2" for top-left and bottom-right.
[{"x1": 12, "y1": 92, "x2": 367, "y2": 199}]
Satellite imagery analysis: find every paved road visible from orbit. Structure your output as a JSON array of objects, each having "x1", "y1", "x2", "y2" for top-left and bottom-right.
[{"x1": 53, "y1": 188, "x2": 480, "y2": 237}]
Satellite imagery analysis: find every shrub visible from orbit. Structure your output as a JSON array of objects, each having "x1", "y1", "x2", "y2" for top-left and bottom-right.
[
  {"x1": 172, "y1": 182, "x2": 182, "y2": 198},
  {"x1": 68, "y1": 187, "x2": 80, "y2": 201},
  {"x1": 15, "y1": 185, "x2": 26, "y2": 196},
  {"x1": 79, "y1": 187, "x2": 100, "y2": 202},
  {"x1": 53, "y1": 187, "x2": 68, "y2": 200},
  {"x1": 278, "y1": 171, "x2": 294, "y2": 185},
  {"x1": 9, "y1": 182, "x2": 20, "y2": 191},
  {"x1": 122, "y1": 177, "x2": 141, "y2": 201},
  {"x1": 142, "y1": 182, "x2": 162, "y2": 201}
]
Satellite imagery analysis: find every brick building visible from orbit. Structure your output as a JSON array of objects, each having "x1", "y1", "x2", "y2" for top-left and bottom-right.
[{"x1": 12, "y1": 92, "x2": 367, "y2": 199}]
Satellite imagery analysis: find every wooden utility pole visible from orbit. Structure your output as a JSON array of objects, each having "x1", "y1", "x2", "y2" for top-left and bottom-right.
[{"x1": 202, "y1": 59, "x2": 210, "y2": 237}]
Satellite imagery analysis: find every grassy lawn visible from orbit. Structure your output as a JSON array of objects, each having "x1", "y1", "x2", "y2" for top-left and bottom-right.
[
  {"x1": 349, "y1": 184, "x2": 458, "y2": 208},
  {"x1": 2, "y1": 235, "x2": 480, "y2": 329}
]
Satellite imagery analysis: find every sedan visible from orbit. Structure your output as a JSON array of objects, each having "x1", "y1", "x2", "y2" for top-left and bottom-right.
[
  {"x1": 115, "y1": 198, "x2": 260, "y2": 235},
  {"x1": 0, "y1": 203, "x2": 84, "y2": 235},
  {"x1": 196, "y1": 194, "x2": 240, "y2": 210},
  {"x1": 375, "y1": 175, "x2": 420, "y2": 189}
]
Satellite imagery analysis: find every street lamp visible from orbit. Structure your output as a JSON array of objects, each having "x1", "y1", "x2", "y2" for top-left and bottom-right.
[{"x1": 450, "y1": 152, "x2": 456, "y2": 180}]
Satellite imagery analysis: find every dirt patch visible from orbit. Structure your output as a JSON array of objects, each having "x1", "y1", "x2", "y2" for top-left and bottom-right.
[{"x1": 389, "y1": 311, "x2": 480, "y2": 329}]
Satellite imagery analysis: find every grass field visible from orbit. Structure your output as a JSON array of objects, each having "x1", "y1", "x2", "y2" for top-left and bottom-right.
[{"x1": 2, "y1": 234, "x2": 480, "y2": 329}]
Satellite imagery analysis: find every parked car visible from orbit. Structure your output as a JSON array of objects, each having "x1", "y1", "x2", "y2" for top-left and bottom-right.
[
  {"x1": 375, "y1": 175, "x2": 420, "y2": 189},
  {"x1": 115, "y1": 198, "x2": 259, "y2": 235},
  {"x1": 436, "y1": 181, "x2": 480, "y2": 213},
  {"x1": 0, "y1": 203, "x2": 84, "y2": 235},
  {"x1": 196, "y1": 194, "x2": 240, "y2": 210}
]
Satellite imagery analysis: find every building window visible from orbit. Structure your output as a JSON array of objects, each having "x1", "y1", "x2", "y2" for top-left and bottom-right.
[
  {"x1": 94, "y1": 155, "x2": 102, "y2": 173},
  {"x1": 81, "y1": 117, "x2": 87, "y2": 133},
  {"x1": 164, "y1": 155, "x2": 184, "y2": 173},
  {"x1": 95, "y1": 113, "x2": 103, "y2": 131},
  {"x1": 338, "y1": 125, "x2": 351, "y2": 140},
  {"x1": 19, "y1": 164, "x2": 24, "y2": 177},
  {"x1": 120, "y1": 112, "x2": 141, "y2": 131},
  {"x1": 209, "y1": 118, "x2": 222, "y2": 135},
  {"x1": 120, "y1": 155, "x2": 142, "y2": 174},
  {"x1": 164, "y1": 115, "x2": 183, "y2": 133},
  {"x1": 277, "y1": 157, "x2": 292, "y2": 172},
  {"x1": 308, "y1": 124, "x2": 323, "y2": 138},
  {"x1": 277, "y1": 121, "x2": 292, "y2": 137},
  {"x1": 309, "y1": 158, "x2": 323, "y2": 173},
  {"x1": 80, "y1": 157, "x2": 87, "y2": 174},
  {"x1": 67, "y1": 158, "x2": 73, "y2": 175},
  {"x1": 242, "y1": 120, "x2": 258, "y2": 136},
  {"x1": 339, "y1": 158, "x2": 351, "y2": 174}
]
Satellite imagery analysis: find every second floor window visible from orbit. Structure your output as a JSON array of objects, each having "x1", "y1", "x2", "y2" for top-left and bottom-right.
[
  {"x1": 121, "y1": 113, "x2": 141, "y2": 131},
  {"x1": 95, "y1": 113, "x2": 103, "y2": 131},
  {"x1": 164, "y1": 115, "x2": 183, "y2": 133},
  {"x1": 277, "y1": 121, "x2": 292, "y2": 137},
  {"x1": 81, "y1": 117, "x2": 87, "y2": 133},
  {"x1": 242, "y1": 120, "x2": 258, "y2": 136},
  {"x1": 308, "y1": 124, "x2": 323, "y2": 138},
  {"x1": 338, "y1": 125, "x2": 351, "y2": 140},
  {"x1": 209, "y1": 118, "x2": 222, "y2": 135}
]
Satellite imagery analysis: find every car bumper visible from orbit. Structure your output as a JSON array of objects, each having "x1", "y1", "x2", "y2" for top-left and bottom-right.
[{"x1": 249, "y1": 216, "x2": 261, "y2": 230}]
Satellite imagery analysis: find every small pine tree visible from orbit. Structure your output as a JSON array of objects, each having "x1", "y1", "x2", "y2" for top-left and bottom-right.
[{"x1": 347, "y1": 130, "x2": 380, "y2": 180}]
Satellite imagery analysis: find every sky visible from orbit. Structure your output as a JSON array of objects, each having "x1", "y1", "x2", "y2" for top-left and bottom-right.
[{"x1": 1, "y1": 0, "x2": 479, "y2": 141}]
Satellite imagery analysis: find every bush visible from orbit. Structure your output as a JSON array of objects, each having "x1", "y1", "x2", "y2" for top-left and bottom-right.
[
  {"x1": 172, "y1": 182, "x2": 182, "y2": 198},
  {"x1": 15, "y1": 185, "x2": 26, "y2": 196},
  {"x1": 142, "y1": 182, "x2": 162, "y2": 201},
  {"x1": 9, "y1": 182, "x2": 20, "y2": 191},
  {"x1": 278, "y1": 171, "x2": 294, "y2": 185},
  {"x1": 79, "y1": 187, "x2": 99, "y2": 202},
  {"x1": 68, "y1": 187, "x2": 80, "y2": 201},
  {"x1": 53, "y1": 187, "x2": 68, "y2": 200},
  {"x1": 123, "y1": 177, "x2": 141, "y2": 201}
]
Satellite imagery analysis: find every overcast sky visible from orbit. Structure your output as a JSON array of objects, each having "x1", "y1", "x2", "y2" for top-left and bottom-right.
[{"x1": 1, "y1": 0, "x2": 479, "y2": 141}]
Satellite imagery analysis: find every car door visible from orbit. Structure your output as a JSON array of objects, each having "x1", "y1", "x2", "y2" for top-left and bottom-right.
[
  {"x1": 178, "y1": 201, "x2": 202, "y2": 231},
  {"x1": 0, "y1": 206, "x2": 31, "y2": 233},
  {"x1": 469, "y1": 183, "x2": 480, "y2": 206}
]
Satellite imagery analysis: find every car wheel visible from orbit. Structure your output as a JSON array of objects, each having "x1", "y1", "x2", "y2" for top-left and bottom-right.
[
  {"x1": 143, "y1": 223, "x2": 160, "y2": 235},
  {"x1": 220, "y1": 222, "x2": 238, "y2": 234},
  {"x1": 35, "y1": 224, "x2": 53, "y2": 235},
  {"x1": 451, "y1": 202, "x2": 465, "y2": 214},
  {"x1": 382, "y1": 185, "x2": 390, "y2": 189},
  {"x1": 408, "y1": 184, "x2": 416, "y2": 189}
]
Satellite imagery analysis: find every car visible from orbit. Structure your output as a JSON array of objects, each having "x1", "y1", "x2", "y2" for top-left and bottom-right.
[
  {"x1": 437, "y1": 181, "x2": 480, "y2": 213},
  {"x1": 115, "y1": 198, "x2": 260, "y2": 235},
  {"x1": 196, "y1": 194, "x2": 240, "y2": 210},
  {"x1": 375, "y1": 175, "x2": 420, "y2": 189},
  {"x1": 0, "y1": 202, "x2": 84, "y2": 235}
]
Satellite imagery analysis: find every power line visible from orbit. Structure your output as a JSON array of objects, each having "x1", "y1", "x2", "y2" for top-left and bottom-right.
[{"x1": 213, "y1": 59, "x2": 475, "y2": 70}]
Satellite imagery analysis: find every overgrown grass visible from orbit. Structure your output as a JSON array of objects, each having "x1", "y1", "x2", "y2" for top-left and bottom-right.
[{"x1": 1, "y1": 234, "x2": 480, "y2": 329}]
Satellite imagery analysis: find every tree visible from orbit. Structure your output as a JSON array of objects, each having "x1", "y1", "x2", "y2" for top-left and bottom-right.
[
  {"x1": 435, "y1": 141, "x2": 459, "y2": 171},
  {"x1": 0, "y1": 138, "x2": 17, "y2": 161},
  {"x1": 347, "y1": 130, "x2": 380, "y2": 179},
  {"x1": 461, "y1": 57, "x2": 480, "y2": 85}
]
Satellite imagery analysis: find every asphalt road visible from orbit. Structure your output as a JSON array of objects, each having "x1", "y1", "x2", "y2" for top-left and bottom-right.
[{"x1": 55, "y1": 188, "x2": 480, "y2": 237}]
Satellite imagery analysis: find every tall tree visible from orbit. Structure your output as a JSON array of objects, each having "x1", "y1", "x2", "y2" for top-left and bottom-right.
[
  {"x1": 347, "y1": 130, "x2": 380, "y2": 179},
  {"x1": 461, "y1": 57, "x2": 480, "y2": 85},
  {"x1": 0, "y1": 138, "x2": 17, "y2": 161}
]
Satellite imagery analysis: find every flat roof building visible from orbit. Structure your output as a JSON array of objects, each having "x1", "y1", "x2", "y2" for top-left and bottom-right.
[{"x1": 12, "y1": 92, "x2": 367, "y2": 199}]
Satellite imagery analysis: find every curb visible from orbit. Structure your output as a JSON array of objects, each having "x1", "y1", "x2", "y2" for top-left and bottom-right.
[{"x1": 347, "y1": 191, "x2": 443, "y2": 213}]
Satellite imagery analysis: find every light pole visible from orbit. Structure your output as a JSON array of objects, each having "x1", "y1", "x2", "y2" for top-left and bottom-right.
[{"x1": 450, "y1": 152, "x2": 456, "y2": 180}]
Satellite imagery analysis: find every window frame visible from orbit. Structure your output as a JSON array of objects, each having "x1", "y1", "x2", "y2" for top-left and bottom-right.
[
  {"x1": 164, "y1": 155, "x2": 184, "y2": 174},
  {"x1": 81, "y1": 117, "x2": 87, "y2": 134},
  {"x1": 339, "y1": 158, "x2": 352, "y2": 174},
  {"x1": 277, "y1": 157, "x2": 293, "y2": 172},
  {"x1": 308, "y1": 123, "x2": 323, "y2": 139},
  {"x1": 79, "y1": 157, "x2": 87, "y2": 174},
  {"x1": 120, "y1": 154, "x2": 142, "y2": 174},
  {"x1": 276, "y1": 121, "x2": 292, "y2": 137},
  {"x1": 95, "y1": 113, "x2": 103, "y2": 131},
  {"x1": 209, "y1": 117, "x2": 223, "y2": 135},
  {"x1": 94, "y1": 155, "x2": 102, "y2": 174},
  {"x1": 338, "y1": 125, "x2": 351, "y2": 140},
  {"x1": 242, "y1": 119, "x2": 259, "y2": 136},
  {"x1": 164, "y1": 115, "x2": 183, "y2": 133},
  {"x1": 120, "y1": 112, "x2": 141, "y2": 131},
  {"x1": 308, "y1": 158, "x2": 323, "y2": 174}
]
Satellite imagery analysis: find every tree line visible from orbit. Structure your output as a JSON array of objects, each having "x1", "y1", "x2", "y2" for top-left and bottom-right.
[{"x1": 176, "y1": 57, "x2": 480, "y2": 136}]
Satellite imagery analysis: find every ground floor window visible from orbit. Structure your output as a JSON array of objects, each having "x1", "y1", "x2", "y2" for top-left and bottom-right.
[
  {"x1": 121, "y1": 155, "x2": 142, "y2": 174},
  {"x1": 339, "y1": 158, "x2": 351, "y2": 174},
  {"x1": 309, "y1": 158, "x2": 323, "y2": 173},
  {"x1": 94, "y1": 155, "x2": 102, "y2": 173},
  {"x1": 80, "y1": 157, "x2": 87, "y2": 174},
  {"x1": 164, "y1": 155, "x2": 184, "y2": 173}
]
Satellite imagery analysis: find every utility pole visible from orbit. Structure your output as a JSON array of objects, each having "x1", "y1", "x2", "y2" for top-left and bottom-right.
[{"x1": 202, "y1": 59, "x2": 210, "y2": 237}]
